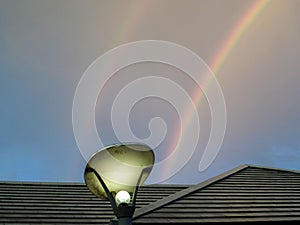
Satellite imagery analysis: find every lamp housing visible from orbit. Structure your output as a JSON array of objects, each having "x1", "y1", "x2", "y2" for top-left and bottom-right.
[{"x1": 84, "y1": 143, "x2": 155, "y2": 200}]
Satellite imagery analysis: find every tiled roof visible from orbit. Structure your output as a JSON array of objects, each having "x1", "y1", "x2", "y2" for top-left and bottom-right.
[
  {"x1": 0, "y1": 180, "x2": 187, "y2": 224},
  {"x1": 134, "y1": 165, "x2": 300, "y2": 223},
  {"x1": 1, "y1": 164, "x2": 300, "y2": 224}
]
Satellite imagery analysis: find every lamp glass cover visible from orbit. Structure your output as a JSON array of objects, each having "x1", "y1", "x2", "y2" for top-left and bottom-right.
[{"x1": 84, "y1": 143, "x2": 155, "y2": 199}]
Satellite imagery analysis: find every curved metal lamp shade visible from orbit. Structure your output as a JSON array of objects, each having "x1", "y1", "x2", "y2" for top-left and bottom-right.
[{"x1": 84, "y1": 143, "x2": 155, "y2": 200}]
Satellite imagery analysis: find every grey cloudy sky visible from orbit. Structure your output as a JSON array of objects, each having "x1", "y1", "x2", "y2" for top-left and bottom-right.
[{"x1": 0, "y1": 0, "x2": 300, "y2": 184}]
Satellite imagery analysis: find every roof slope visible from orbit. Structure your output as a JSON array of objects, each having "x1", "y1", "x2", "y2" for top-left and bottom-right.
[
  {"x1": 1, "y1": 164, "x2": 300, "y2": 224},
  {"x1": 133, "y1": 165, "x2": 300, "y2": 223},
  {"x1": 0, "y1": 181, "x2": 188, "y2": 224}
]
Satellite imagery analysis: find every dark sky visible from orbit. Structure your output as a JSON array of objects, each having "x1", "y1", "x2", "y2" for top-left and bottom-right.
[{"x1": 1, "y1": 0, "x2": 300, "y2": 184}]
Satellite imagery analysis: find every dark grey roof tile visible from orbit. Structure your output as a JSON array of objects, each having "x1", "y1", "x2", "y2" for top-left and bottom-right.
[
  {"x1": 134, "y1": 164, "x2": 300, "y2": 223},
  {"x1": 1, "y1": 164, "x2": 300, "y2": 224}
]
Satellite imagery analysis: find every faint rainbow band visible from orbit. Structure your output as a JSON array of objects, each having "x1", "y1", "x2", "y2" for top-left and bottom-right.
[{"x1": 166, "y1": 0, "x2": 271, "y2": 174}]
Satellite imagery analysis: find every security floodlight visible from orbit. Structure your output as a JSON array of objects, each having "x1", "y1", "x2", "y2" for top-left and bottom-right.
[{"x1": 84, "y1": 143, "x2": 155, "y2": 225}]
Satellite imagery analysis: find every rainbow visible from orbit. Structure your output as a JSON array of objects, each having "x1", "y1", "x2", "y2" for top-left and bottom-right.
[
  {"x1": 191, "y1": 0, "x2": 272, "y2": 119},
  {"x1": 75, "y1": 0, "x2": 272, "y2": 181},
  {"x1": 166, "y1": 0, "x2": 271, "y2": 177},
  {"x1": 210, "y1": 0, "x2": 271, "y2": 74}
]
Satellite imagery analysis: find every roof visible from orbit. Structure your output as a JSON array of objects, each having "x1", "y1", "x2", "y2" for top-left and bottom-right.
[
  {"x1": 0, "y1": 164, "x2": 300, "y2": 224},
  {"x1": 134, "y1": 164, "x2": 300, "y2": 223},
  {"x1": 0, "y1": 180, "x2": 187, "y2": 224}
]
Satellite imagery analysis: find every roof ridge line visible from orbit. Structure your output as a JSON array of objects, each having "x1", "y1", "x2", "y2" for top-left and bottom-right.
[
  {"x1": 133, "y1": 164, "x2": 249, "y2": 220},
  {"x1": 246, "y1": 164, "x2": 300, "y2": 174}
]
